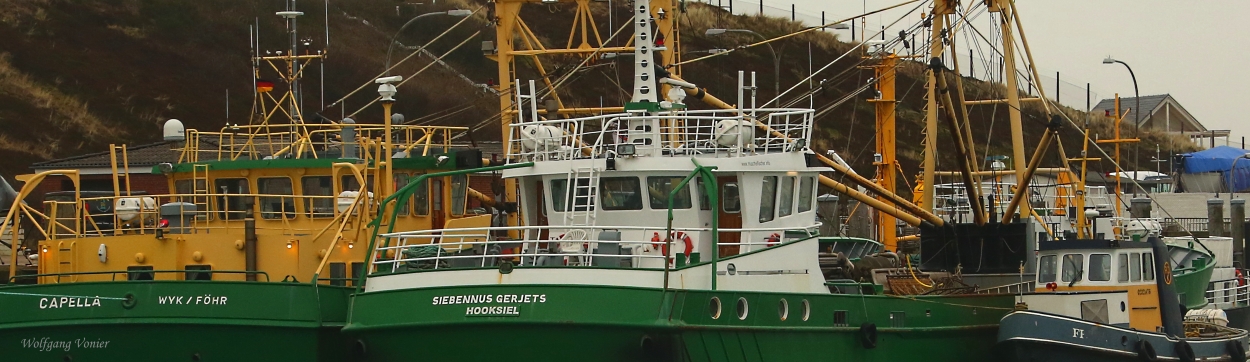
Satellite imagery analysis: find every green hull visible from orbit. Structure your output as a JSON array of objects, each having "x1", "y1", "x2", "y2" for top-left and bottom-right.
[
  {"x1": 0, "y1": 281, "x2": 352, "y2": 362},
  {"x1": 344, "y1": 285, "x2": 1014, "y2": 362}
]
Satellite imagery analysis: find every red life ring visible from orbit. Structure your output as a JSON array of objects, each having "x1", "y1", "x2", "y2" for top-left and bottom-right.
[
  {"x1": 649, "y1": 231, "x2": 694, "y2": 264},
  {"x1": 765, "y1": 233, "x2": 781, "y2": 247}
]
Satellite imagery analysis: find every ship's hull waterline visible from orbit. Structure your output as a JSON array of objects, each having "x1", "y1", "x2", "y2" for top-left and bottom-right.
[
  {"x1": 0, "y1": 281, "x2": 352, "y2": 362},
  {"x1": 344, "y1": 284, "x2": 1014, "y2": 362}
]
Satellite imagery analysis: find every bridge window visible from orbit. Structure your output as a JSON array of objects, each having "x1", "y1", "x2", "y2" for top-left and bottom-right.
[
  {"x1": 1142, "y1": 253, "x2": 1155, "y2": 281},
  {"x1": 258, "y1": 177, "x2": 295, "y2": 220},
  {"x1": 451, "y1": 175, "x2": 468, "y2": 216},
  {"x1": 648, "y1": 176, "x2": 691, "y2": 210},
  {"x1": 600, "y1": 177, "x2": 641, "y2": 211},
  {"x1": 1117, "y1": 253, "x2": 1129, "y2": 282},
  {"x1": 214, "y1": 178, "x2": 250, "y2": 220},
  {"x1": 778, "y1": 176, "x2": 795, "y2": 217},
  {"x1": 723, "y1": 182, "x2": 741, "y2": 213},
  {"x1": 393, "y1": 173, "x2": 410, "y2": 216},
  {"x1": 1038, "y1": 255, "x2": 1057, "y2": 283},
  {"x1": 1061, "y1": 254, "x2": 1083, "y2": 283},
  {"x1": 760, "y1": 176, "x2": 778, "y2": 222},
  {"x1": 413, "y1": 175, "x2": 429, "y2": 216},
  {"x1": 1130, "y1": 253, "x2": 1142, "y2": 282},
  {"x1": 301, "y1": 176, "x2": 334, "y2": 218},
  {"x1": 798, "y1": 177, "x2": 815, "y2": 213},
  {"x1": 1089, "y1": 254, "x2": 1111, "y2": 281}
]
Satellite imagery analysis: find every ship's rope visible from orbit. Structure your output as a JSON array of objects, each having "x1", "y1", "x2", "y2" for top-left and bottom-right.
[
  {"x1": 905, "y1": 254, "x2": 933, "y2": 288},
  {"x1": 883, "y1": 293, "x2": 1014, "y2": 311},
  {"x1": 0, "y1": 291, "x2": 128, "y2": 301}
]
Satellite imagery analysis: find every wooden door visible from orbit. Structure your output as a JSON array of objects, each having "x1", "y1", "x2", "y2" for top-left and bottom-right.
[{"x1": 717, "y1": 176, "x2": 742, "y2": 257}]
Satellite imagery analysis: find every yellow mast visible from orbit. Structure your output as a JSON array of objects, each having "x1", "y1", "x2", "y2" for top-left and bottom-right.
[{"x1": 870, "y1": 54, "x2": 899, "y2": 250}]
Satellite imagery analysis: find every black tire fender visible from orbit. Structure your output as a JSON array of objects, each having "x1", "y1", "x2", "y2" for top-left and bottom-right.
[
  {"x1": 1136, "y1": 339, "x2": 1158, "y2": 362},
  {"x1": 1228, "y1": 340, "x2": 1246, "y2": 362},
  {"x1": 859, "y1": 322, "x2": 877, "y2": 349},
  {"x1": 1176, "y1": 340, "x2": 1195, "y2": 362}
]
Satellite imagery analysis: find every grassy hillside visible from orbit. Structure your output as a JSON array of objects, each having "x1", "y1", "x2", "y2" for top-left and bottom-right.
[{"x1": 0, "y1": 0, "x2": 1196, "y2": 193}]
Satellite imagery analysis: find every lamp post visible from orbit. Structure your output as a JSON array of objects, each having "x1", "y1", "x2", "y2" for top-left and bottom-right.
[
  {"x1": 385, "y1": 9, "x2": 473, "y2": 76},
  {"x1": 1103, "y1": 57, "x2": 1139, "y2": 196},
  {"x1": 707, "y1": 28, "x2": 780, "y2": 99}
]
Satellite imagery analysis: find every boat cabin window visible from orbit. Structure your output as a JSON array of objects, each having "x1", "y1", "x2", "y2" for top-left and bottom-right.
[
  {"x1": 1117, "y1": 254, "x2": 1130, "y2": 282},
  {"x1": 215, "y1": 178, "x2": 251, "y2": 220},
  {"x1": 1142, "y1": 253, "x2": 1155, "y2": 281},
  {"x1": 550, "y1": 179, "x2": 568, "y2": 212},
  {"x1": 798, "y1": 176, "x2": 815, "y2": 213},
  {"x1": 1061, "y1": 254, "x2": 1083, "y2": 283},
  {"x1": 341, "y1": 175, "x2": 375, "y2": 193},
  {"x1": 392, "y1": 173, "x2": 411, "y2": 216},
  {"x1": 302, "y1": 176, "x2": 334, "y2": 218},
  {"x1": 760, "y1": 176, "x2": 778, "y2": 222},
  {"x1": 1089, "y1": 254, "x2": 1112, "y2": 281},
  {"x1": 778, "y1": 176, "x2": 795, "y2": 217},
  {"x1": 412, "y1": 176, "x2": 429, "y2": 216},
  {"x1": 723, "y1": 182, "x2": 742, "y2": 213},
  {"x1": 1130, "y1": 253, "x2": 1142, "y2": 282},
  {"x1": 697, "y1": 178, "x2": 711, "y2": 210},
  {"x1": 258, "y1": 177, "x2": 295, "y2": 220},
  {"x1": 599, "y1": 177, "x2": 641, "y2": 211},
  {"x1": 174, "y1": 179, "x2": 208, "y2": 215},
  {"x1": 450, "y1": 175, "x2": 467, "y2": 215},
  {"x1": 1038, "y1": 255, "x2": 1057, "y2": 283},
  {"x1": 648, "y1": 176, "x2": 691, "y2": 210}
]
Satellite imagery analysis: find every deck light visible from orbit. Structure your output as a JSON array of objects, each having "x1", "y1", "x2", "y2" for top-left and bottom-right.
[
  {"x1": 286, "y1": 241, "x2": 294, "y2": 249},
  {"x1": 348, "y1": 242, "x2": 355, "y2": 249}
]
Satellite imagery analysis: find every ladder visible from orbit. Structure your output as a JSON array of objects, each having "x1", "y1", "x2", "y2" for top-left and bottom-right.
[
  {"x1": 563, "y1": 166, "x2": 599, "y2": 227},
  {"x1": 192, "y1": 164, "x2": 211, "y2": 225}
]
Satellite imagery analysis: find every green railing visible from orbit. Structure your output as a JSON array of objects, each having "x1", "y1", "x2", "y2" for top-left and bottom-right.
[{"x1": 663, "y1": 159, "x2": 718, "y2": 291}]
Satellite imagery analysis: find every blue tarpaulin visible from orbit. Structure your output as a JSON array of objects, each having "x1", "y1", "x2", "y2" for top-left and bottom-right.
[{"x1": 1178, "y1": 146, "x2": 1250, "y2": 192}]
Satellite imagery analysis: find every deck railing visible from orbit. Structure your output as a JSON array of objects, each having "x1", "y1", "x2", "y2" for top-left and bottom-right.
[
  {"x1": 371, "y1": 225, "x2": 819, "y2": 273},
  {"x1": 1207, "y1": 275, "x2": 1250, "y2": 306},
  {"x1": 180, "y1": 124, "x2": 467, "y2": 163}
]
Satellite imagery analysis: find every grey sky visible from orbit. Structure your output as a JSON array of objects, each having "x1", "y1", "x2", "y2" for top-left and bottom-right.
[{"x1": 725, "y1": 0, "x2": 1249, "y2": 147}]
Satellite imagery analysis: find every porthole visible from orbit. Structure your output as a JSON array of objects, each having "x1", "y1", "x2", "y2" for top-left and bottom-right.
[
  {"x1": 778, "y1": 299, "x2": 790, "y2": 321},
  {"x1": 709, "y1": 297, "x2": 722, "y2": 319},
  {"x1": 737, "y1": 297, "x2": 750, "y2": 320},
  {"x1": 801, "y1": 299, "x2": 811, "y2": 321}
]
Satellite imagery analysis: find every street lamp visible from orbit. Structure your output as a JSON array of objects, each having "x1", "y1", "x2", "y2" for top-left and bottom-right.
[
  {"x1": 707, "y1": 28, "x2": 780, "y2": 99},
  {"x1": 1103, "y1": 56, "x2": 1140, "y2": 196},
  {"x1": 385, "y1": 9, "x2": 473, "y2": 76}
]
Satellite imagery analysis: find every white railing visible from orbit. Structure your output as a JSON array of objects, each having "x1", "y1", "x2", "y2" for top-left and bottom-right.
[
  {"x1": 371, "y1": 224, "x2": 819, "y2": 273},
  {"x1": 979, "y1": 281, "x2": 1036, "y2": 295},
  {"x1": 505, "y1": 108, "x2": 813, "y2": 163},
  {"x1": 1207, "y1": 277, "x2": 1250, "y2": 306}
]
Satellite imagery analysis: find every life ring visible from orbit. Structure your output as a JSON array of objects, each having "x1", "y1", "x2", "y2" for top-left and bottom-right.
[
  {"x1": 1228, "y1": 340, "x2": 1246, "y2": 362},
  {"x1": 1238, "y1": 269, "x2": 1247, "y2": 287},
  {"x1": 648, "y1": 231, "x2": 694, "y2": 264},
  {"x1": 859, "y1": 322, "x2": 877, "y2": 349},
  {"x1": 765, "y1": 233, "x2": 781, "y2": 247},
  {"x1": 1175, "y1": 340, "x2": 1194, "y2": 362},
  {"x1": 1136, "y1": 340, "x2": 1157, "y2": 362}
]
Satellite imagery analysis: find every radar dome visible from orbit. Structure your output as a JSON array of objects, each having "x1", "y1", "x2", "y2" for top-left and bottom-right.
[{"x1": 163, "y1": 119, "x2": 185, "y2": 142}]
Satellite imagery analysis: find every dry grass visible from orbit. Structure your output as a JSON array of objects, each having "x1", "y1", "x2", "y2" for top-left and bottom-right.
[{"x1": 0, "y1": 53, "x2": 121, "y2": 142}]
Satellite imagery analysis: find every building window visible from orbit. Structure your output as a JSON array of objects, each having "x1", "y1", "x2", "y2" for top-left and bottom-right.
[
  {"x1": 600, "y1": 177, "x2": 641, "y2": 211},
  {"x1": 648, "y1": 176, "x2": 691, "y2": 210},
  {"x1": 257, "y1": 177, "x2": 295, "y2": 220},
  {"x1": 759, "y1": 176, "x2": 778, "y2": 222}
]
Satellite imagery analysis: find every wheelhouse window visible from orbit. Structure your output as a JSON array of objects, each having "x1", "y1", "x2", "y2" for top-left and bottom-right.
[
  {"x1": 550, "y1": 179, "x2": 568, "y2": 212},
  {"x1": 1061, "y1": 254, "x2": 1083, "y2": 283},
  {"x1": 393, "y1": 173, "x2": 410, "y2": 216},
  {"x1": 1142, "y1": 252, "x2": 1155, "y2": 281},
  {"x1": 600, "y1": 177, "x2": 641, "y2": 211},
  {"x1": 648, "y1": 176, "x2": 691, "y2": 210},
  {"x1": 1089, "y1": 254, "x2": 1111, "y2": 281},
  {"x1": 175, "y1": 178, "x2": 208, "y2": 218},
  {"x1": 778, "y1": 176, "x2": 795, "y2": 217},
  {"x1": 1117, "y1": 253, "x2": 1129, "y2": 282},
  {"x1": 301, "y1": 176, "x2": 334, "y2": 218},
  {"x1": 697, "y1": 178, "x2": 711, "y2": 211},
  {"x1": 341, "y1": 175, "x2": 375, "y2": 193},
  {"x1": 759, "y1": 176, "x2": 778, "y2": 222},
  {"x1": 450, "y1": 175, "x2": 468, "y2": 216},
  {"x1": 413, "y1": 175, "x2": 429, "y2": 216},
  {"x1": 723, "y1": 182, "x2": 741, "y2": 213},
  {"x1": 797, "y1": 176, "x2": 815, "y2": 213},
  {"x1": 1130, "y1": 253, "x2": 1142, "y2": 282},
  {"x1": 1038, "y1": 255, "x2": 1057, "y2": 283},
  {"x1": 214, "y1": 178, "x2": 250, "y2": 220},
  {"x1": 258, "y1": 177, "x2": 295, "y2": 220}
]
